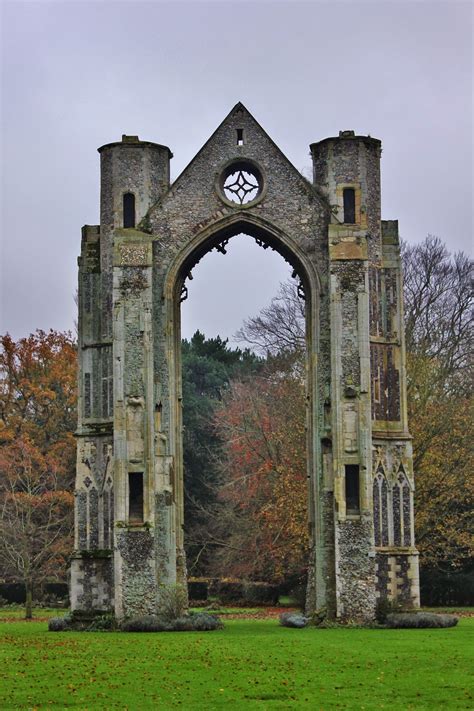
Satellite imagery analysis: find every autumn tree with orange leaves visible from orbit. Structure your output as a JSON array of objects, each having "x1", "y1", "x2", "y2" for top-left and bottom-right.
[
  {"x1": 0, "y1": 331, "x2": 77, "y2": 616},
  {"x1": 210, "y1": 369, "x2": 309, "y2": 584}
]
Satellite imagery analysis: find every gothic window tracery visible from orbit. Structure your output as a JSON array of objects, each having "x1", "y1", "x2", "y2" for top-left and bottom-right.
[
  {"x1": 223, "y1": 169, "x2": 260, "y2": 204},
  {"x1": 219, "y1": 160, "x2": 263, "y2": 205},
  {"x1": 373, "y1": 469, "x2": 389, "y2": 546},
  {"x1": 392, "y1": 467, "x2": 412, "y2": 547}
]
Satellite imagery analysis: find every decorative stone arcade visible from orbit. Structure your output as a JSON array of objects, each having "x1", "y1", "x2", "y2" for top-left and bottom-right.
[{"x1": 71, "y1": 104, "x2": 420, "y2": 622}]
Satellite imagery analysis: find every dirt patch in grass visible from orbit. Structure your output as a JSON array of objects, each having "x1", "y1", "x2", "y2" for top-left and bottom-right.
[
  {"x1": 0, "y1": 616, "x2": 53, "y2": 623},
  {"x1": 422, "y1": 607, "x2": 474, "y2": 618},
  {"x1": 223, "y1": 606, "x2": 299, "y2": 619}
]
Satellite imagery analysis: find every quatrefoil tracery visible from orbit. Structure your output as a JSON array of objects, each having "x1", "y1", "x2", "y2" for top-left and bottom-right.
[{"x1": 223, "y1": 169, "x2": 260, "y2": 204}]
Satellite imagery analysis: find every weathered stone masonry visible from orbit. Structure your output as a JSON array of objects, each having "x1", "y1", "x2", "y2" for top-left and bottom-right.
[{"x1": 71, "y1": 104, "x2": 420, "y2": 621}]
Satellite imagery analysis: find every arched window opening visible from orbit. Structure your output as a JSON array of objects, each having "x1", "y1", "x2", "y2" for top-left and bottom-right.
[
  {"x1": 343, "y1": 188, "x2": 356, "y2": 223},
  {"x1": 123, "y1": 192, "x2": 136, "y2": 228}
]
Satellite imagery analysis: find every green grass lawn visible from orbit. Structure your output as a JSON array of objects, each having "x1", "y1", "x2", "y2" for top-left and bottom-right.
[
  {"x1": 0, "y1": 607, "x2": 66, "y2": 620},
  {"x1": 0, "y1": 613, "x2": 472, "y2": 710}
]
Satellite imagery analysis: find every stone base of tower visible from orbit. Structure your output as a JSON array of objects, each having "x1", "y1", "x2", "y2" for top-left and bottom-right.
[
  {"x1": 375, "y1": 550, "x2": 420, "y2": 608},
  {"x1": 334, "y1": 514, "x2": 378, "y2": 622},
  {"x1": 70, "y1": 552, "x2": 114, "y2": 614},
  {"x1": 113, "y1": 529, "x2": 159, "y2": 619}
]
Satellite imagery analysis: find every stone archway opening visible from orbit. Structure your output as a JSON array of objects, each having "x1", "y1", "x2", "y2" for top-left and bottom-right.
[
  {"x1": 177, "y1": 230, "x2": 312, "y2": 598},
  {"x1": 170, "y1": 223, "x2": 319, "y2": 606}
]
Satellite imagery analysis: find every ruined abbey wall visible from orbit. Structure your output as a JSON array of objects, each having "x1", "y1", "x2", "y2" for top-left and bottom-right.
[{"x1": 71, "y1": 104, "x2": 420, "y2": 621}]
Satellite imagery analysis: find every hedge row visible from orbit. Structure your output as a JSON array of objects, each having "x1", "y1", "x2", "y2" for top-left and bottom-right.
[
  {"x1": 4, "y1": 569, "x2": 472, "y2": 607},
  {"x1": 1, "y1": 579, "x2": 279, "y2": 607},
  {"x1": 419, "y1": 568, "x2": 474, "y2": 606},
  {"x1": 188, "y1": 578, "x2": 280, "y2": 605},
  {"x1": 0, "y1": 583, "x2": 68, "y2": 605}
]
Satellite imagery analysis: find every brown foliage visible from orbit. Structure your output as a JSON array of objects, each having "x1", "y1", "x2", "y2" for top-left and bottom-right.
[
  {"x1": 211, "y1": 371, "x2": 309, "y2": 583},
  {"x1": 0, "y1": 330, "x2": 77, "y2": 612},
  {"x1": 402, "y1": 237, "x2": 473, "y2": 572}
]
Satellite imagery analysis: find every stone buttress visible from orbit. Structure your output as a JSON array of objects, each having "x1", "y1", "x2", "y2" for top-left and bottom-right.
[{"x1": 71, "y1": 106, "x2": 419, "y2": 621}]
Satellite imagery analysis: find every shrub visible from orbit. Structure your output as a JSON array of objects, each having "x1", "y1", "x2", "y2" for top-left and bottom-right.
[
  {"x1": 208, "y1": 579, "x2": 279, "y2": 606},
  {"x1": 277, "y1": 572, "x2": 304, "y2": 594},
  {"x1": 0, "y1": 582, "x2": 69, "y2": 606},
  {"x1": 375, "y1": 597, "x2": 405, "y2": 623},
  {"x1": 212, "y1": 580, "x2": 245, "y2": 603},
  {"x1": 420, "y1": 567, "x2": 474, "y2": 606},
  {"x1": 121, "y1": 616, "x2": 171, "y2": 632},
  {"x1": 49, "y1": 612, "x2": 118, "y2": 632},
  {"x1": 173, "y1": 616, "x2": 195, "y2": 631},
  {"x1": 242, "y1": 582, "x2": 279, "y2": 606},
  {"x1": 0, "y1": 583, "x2": 25, "y2": 604},
  {"x1": 310, "y1": 607, "x2": 327, "y2": 626},
  {"x1": 87, "y1": 614, "x2": 116, "y2": 631},
  {"x1": 188, "y1": 578, "x2": 208, "y2": 601},
  {"x1": 385, "y1": 612, "x2": 459, "y2": 628},
  {"x1": 189, "y1": 613, "x2": 223, "y2": 631},
  {"x1": 48, "y1": 617, "x2": 69, "y2": 632},
  {"x1": 159, "y1": 583, "x2": 188, "y2": 620},
  {"x1": 39, "y1": 592, "x2": 69, "y2": 608},
  {"x1": 121, "y1": 613, "x2": 223, "y2": 632}
]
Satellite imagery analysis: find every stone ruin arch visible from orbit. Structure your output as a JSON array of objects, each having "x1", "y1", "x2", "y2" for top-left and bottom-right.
[{"x1": 71, "y1": 103, "x2": 420, "y2": 622}]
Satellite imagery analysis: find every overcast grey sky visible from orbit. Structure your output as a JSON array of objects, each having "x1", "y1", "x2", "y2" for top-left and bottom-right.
[{"x1": 1, "y1": 0, "x2": 472, "y2": 342}]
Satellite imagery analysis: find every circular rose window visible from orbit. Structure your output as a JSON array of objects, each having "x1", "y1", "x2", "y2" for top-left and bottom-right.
[{"x1": 219, "y1": 161, "x2": 264, "y2": 206}]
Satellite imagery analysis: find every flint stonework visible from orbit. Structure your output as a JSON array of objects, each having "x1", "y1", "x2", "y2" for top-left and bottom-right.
[{"x1": 71, "y1": 104, "x2": 420, "y2": 622}]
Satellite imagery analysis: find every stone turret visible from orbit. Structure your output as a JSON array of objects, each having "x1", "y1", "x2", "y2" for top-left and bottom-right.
[
  {"x1": 98, "y1": 135, "x2": 172, "y2": 231},
  {"x1": 311, "y1": 131, "x2": 382, "y2": 262},
  {"x1": 96, "y1": 136, "x2": 172, "y2": 340}
]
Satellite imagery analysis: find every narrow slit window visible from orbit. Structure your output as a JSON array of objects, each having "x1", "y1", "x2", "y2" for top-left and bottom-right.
[
  {"x1": 343, "y1": 188, "x2": 356, "y2": 223},
  {"x1": 236, "y1": 128, "x2": 244, "y2": 145},
  {"x1": 101, "y1": 347, "x2": 113, "y2": 418},
  {"x1": 129, "y1": 472, "x2": 144, "y2": 522},
  {"x1": 84, "y1": 372, "x2": 91, "y2": 419},
  {"x1": 123, "y1": 193, "x2": 136, "y2": 228},
  {"x1": 345, "y1": 465, "x2": 360, "y2": 513}
]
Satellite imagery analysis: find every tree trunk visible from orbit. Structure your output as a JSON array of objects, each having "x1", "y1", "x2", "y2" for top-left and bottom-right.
[{"x1": 25, "y1": 580, "x2": 33, "y2": 620}]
